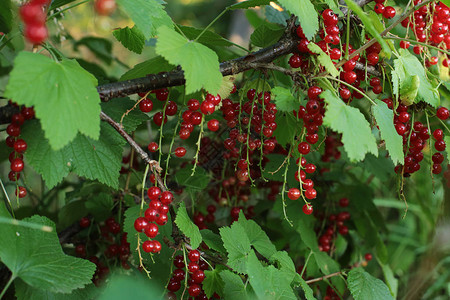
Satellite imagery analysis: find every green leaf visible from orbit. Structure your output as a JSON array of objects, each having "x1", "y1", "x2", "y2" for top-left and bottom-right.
[
  {"x1": 219, "y1": 270, "x2": 251, "y2": 299},
  {"x1": 347, "y1": 267, "x2": 394, "y2": 300},
  {"x1": 296, "y1": 218, "x2": 319, "y2": 252},
  {"x1": 203, "y1": 267, "x2": 225, "y2": 298},
  {"x1": 269, "y1": 251, "x2": 296, "y2": 282},
  {"x1": 98, "y1": 274, "x2": 164, "y2": 300},
  {"x1": 155, "y1": 26, "x2": 223, "y2": 94},
  {"x1": 175, "y1": 202, "x2": 202, "y2": 249},
  {"x1": 0, "y1": 0, "x2": 12, "y2": 33},
  {"x1": 313, "y1": 252, "x2": 340, "y2": 275},
  {"x1": 272, "y1": 86, "x2": 299, "y2": 112},
  {"x1": 174, "y1": 166, "x2": 210, "y2": 190},
  {"x1": 21, "y1": 120, "x2": 125, "y2": 189},
  {"x1": 393, "y1": 49, "x2": 439, "y2": 107},
  {"x1": 247, "y1": 251, "x2": 297, "y2": 300},
  {"x1": 273, "y1": 113, "x2": 299, "y2": 147},
  {"x1": 308, "y1": 43, "x2": 339, "y2": 77},
  {"x1": 321, "y1": 90, "x2": 378, "y2": 161},
  {"x1": 201, "y1": 229, "x2": 226, "y2": 253},
  {"x1": 229, "y1": 0, "x2": 271, "y2": 10},
  {"x1": 120, "y1": 56, "x2": 173, "y2": 81},
  {"x1": 250, "y1": 23, "x2": 284, "y2": 48},
  {"x1": 278, "y1": 0, "x2": 319, "y2": 40},
  {"x1": 74, "y1": 37, "x2": 113, "y2": 65},
  {"x1": 15, "y1": 280, "x2": 98, "y2": 300},
  {"x1": 220, "y1": 222, "x2": 252, "y2": 274},
  {"x1": 399, "y1": 75, "x2": 420, "y2": 105},
  {"x1": 238, "y1": 212, "x2": 277, "y2": 259},
  {"x1": 101, "y1": 98, "x2": 149, "y2": 133},
  {"x1": 380, "y1": 262, "x2": 398, "y2": 298},
  {"x1": 297, "y1": 278, "x2": 317, "y2": 300},
  {"x1": 324, "y1": 0, "x2": 343, "y2": 16},
  {"x1": 344, "y1": 0, "x2": 391, "y2": 59},
  {"x1": 372, "y1": 100, "x2": 404, "y2": 165},
  {"x1": 176, "y1": 25, "x2": 234, "y2": 47},
  {"x1": 0, "y1": 215, "x2": 95, "y2": 293},
  {"x1": 116, "y1": 0, "x2": 172, "y2": 38},
  {"x1": 113, "y1": 26, "x2": 146, "y2": 54},
  {"x1": 445, "y1": 136, "x2": 450, "y2": 159},
  {"x1": 4, "y1": 52, "x2": 101, "y2": 150},
  {"x1": 84, "y1": 193, "x2": 114, "y2": 221}
]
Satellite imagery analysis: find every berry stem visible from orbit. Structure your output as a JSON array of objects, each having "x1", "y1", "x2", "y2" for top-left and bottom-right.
[
  {"x1": 191, "y1": 116, "x2": 204, "y2": 175},
  {"x1": 384, "y1": 35, "x2": 450, "y2": 56},
  {"x1": 0, "y1": 178, "x2": 15, "y2": 218},
  {"x1": 0, "y1": 274, "x2": 15, "y2": 299},
  {"x1": 47, "y1": 0, "x2": 90, "y2": 21},
  {"x1": 280, "y1": 144, "x2": 294, "y2": 227},
  {"x1": 323, "y1": 76, "x2": 377, "y2": 106}
]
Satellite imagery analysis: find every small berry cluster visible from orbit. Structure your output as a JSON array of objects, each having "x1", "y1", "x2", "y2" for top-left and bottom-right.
[
  {"x1": 193, "y1": 204, "x2": 216, "y2": 229},
  {"x1": 321, "y1": 133, "x2": 343, "y2": 162},
  {"x1": 76, "y1": 217, "x2": 131, "y2": 286},
  {"x1": 317, "y1": 198, "x2": 351, "y2": 252},
  {"x1": 401, "y1": 1, "x2": 449, "y2": 68},
  {"x1": 5, "y1": 103, "x2": 35, "y2": 199},
  {"x1": 19, "y1": 0, "x2": 50, "y2": 44},
  {"x1": 167, "y1": 250, "x2": 211, "y2": 298},
  {"x1": 134, "y1": 187, "x2": 174, "y2": 253}
]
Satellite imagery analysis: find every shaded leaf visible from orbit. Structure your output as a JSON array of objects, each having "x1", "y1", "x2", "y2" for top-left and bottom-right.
[
  {"x1": 308, "y1": 42, "x2": 339, "y2": 77},
  {"x1": 278, "y1": 0, "x2": 318, "y2": 40},
  {"x1": 220, "y1": 222, "x2": 251, "y2": 274},
  {"x1": 348, "y1": 268, "x2": 394, "y2": 300},
  {"x1": 250, "y1": 23, "x2": 284, "y2": 48},
  {"x1": 120, "y1": 56, "x2": 173, "y2": 81},
  {"x1": 113, "y1": 26, "x2": 146, "y2": 54},
  {"x1": 175, "y1": 202, "x2": 202, "y2": 249},
  {"x1": 272, "y1": 86, "x2": 299, "y2": 112}
]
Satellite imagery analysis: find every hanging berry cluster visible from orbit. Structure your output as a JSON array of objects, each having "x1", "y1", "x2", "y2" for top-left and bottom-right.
[
  {"x1": 5, "y1": 103, "x2": 35, "y2": 199},
  {"x1": 134, "y1": 187, "x2": 173, "y2": 253},
  {"x1": 19, "y1": 0, "x2": 49, "y2": 44}
]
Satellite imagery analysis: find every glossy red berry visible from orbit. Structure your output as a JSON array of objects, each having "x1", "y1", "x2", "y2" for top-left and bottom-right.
[
  {"x1": 305, "y1": 188, "x2": 317, "y2": 199},
  {"x1": 6, "y1": 124, "x2": 20, "y2": 137},
  {"x1": 139, "y1": 99, "x2": 153, "y2": 112},
  {"x1": 11, "y1": 158, "x2": 24, "y2": 172},
  {"x1": 207, "y1": 119, "x2": 219, "y2": 131},
  {"x1": 437, "y1": 107, "x2": 449, "y2": 120},
  {"x1": 79, "y1": 217, "x2": 91, "y2": 228},
  {"x1": 15, "y1": 186, "x2": 27, "y2": 198},
  {"x1": 433, "y1": 129, "x2": 444, "y2": 140},
  {"x1": 365, "y1": 253, "x2": 373, "y2": 261},
  {"x1": 94, "y1": 0, "x2": 116, "y2": 16},
  {"x1": 308, "y1": 86, "x2": 322, "y2": 100},
  {"x1": 144, "y1": 223, "x2": 159, "y2": 238},
  {"x1": 188, "y1": 284, "x2": 201, "y2": 297},
  {"x1": 339, "y1": 197, "x2": 349, "y2": 207},
  {"x1": 192, "y1": 270, "x2": 205, "y2": 283},
  {"x1": 435, "y1": 140, "x2": 446, "y2": 151},
  {"x1": 303, "y1": 203, "x2": 313, "y2": 215},
  {"x1": 147, "y1": 186, "x2": 161, "y2": 200},
  {"x1": 24, "y1": 24, "x2": 48, "y2": 44},
  {"x1": 188, "y1": 250, "x2": 201, "y2": 262},
  {"x1": 200, "y1": 101, "x2": 215, "y2": 115},
  {"x1": 148, "y1": 142, "x2": 159, "y2": 152},
  {"x1": 298, "y1": 142, "x2": 311, "y2": 155},
  {"x1": 287, "y1": 188, "x2": 301, "y2": 200},
  {"x1": 174, "y1": 147, "x2": 186, "y2": 158},
  {"x1": 289, "y1": 54, "x2": 302, "y2": 68},
  {"x1": 383, "y1": 6, "x2": 396, "y2": 19},
  {"x1": 13, "y1": 139, "x2": 27, "y2": 153}
]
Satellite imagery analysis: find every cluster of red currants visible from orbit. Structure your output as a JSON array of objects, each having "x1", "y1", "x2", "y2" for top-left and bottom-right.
[
  {"x1": 134, "y1": 187, "x2": 174, "y2": 253},
  {"x1": 321, "y1": 133, "x2": 343, "y2": 162},
  {"x1": 401, "y1": 1, "x2": 450, "y2": 67},
  {"x1": 317, "y1": 198, "x2": 351, "y2": 252},
  {"x1": 167, "y1": 250, "x2": 214, "y2": 299},
  {"x1": 77, "y1": 217, "x2": 131, "y2": 286},
  {"x1": 193, "y1": 204, "x2": 216, "y2": 229},
  {"x1": 19, "y1": 0, "x2": 50, "y2": 44},
  {"x1": 5, "y1": 103, "x2": 35, "y2": 199}
]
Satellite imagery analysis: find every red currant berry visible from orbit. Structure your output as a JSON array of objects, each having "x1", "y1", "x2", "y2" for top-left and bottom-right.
[
  {"x1": 303, "y1": 203, "x2": 313, "y2": 215},
  {"x1": 13, "y1": 139, "x2": 27, "y2": 153},
  {"x1": 207, "y1": 119, "x2": 219, "y2": 131},
  {"x1": 383, "y1": 6, "x2": 396, "y2": 19},
  {"x1": 188, "y1": 250, "x2": 200, "y2": 262},
  {"x1": 15, "y1": 186, "x2": 27, "y2": 198},
  {"x1": 174, "y1": 147, "x2": 186, "y2": 157},
  {"x1": 147, "y1": 186, "x2": 161, "y2": 200},
  {"x1": 287, "y1": 188, "x2": 301, "y2": 200},
  {"x1": 11, "y1": 158, "x2": 24, "y2": 172},
  {"x1": 298, "y1": 142, "x2": 311, "y2": 155},
  {"x1": 365, "y1": 253, "x2": 373, "y2": 261},
  {"x1": 148, "y1": 142, "x2": 159, "y2": 152},
  {"x1": 139, "y1": 99, "x2": 153, "y2": 112},
  {"x1": 305, "y1": 188, "x2": 317, "y2": 199},
  {"x1": 188, "y1": 284, "x2": 201, "y2": 297},
  {"x1": 79, "y1": 217, "x2": 91, "y2": 228},
  {"x1": 144, "y1": 223, "x2": 159, "y2": 238},
  {"x1": 437, "y1": 107, "x2": 450, "y2": 120},
  {"x1": 339, "y1": 197, "x2": 349, "y2": 207}
]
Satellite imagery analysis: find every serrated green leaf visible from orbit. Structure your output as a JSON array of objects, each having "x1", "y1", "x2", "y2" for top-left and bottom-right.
[
  {"x1": 238, "y1": 212, "x2": 277, "y2": 259},
  {"x1": 297, "y1": 278, "x2": 317, "y2": 300},
  {"x1": 21, "y1": 120, "x2": 125, "y2": 189},
  {"x1": 344, "y1": 0, "x2": 391, "y2": 59},
  {"x1": 270, "y1": 251, "x2": 296, "y2": 282},
  {"x1": 174, "y1": 166, "x2": 210, "y2": 190},
  {"x1": 265, "y1": 5, "x2": 289, "y2": 26},
  {"x1": 219, "y1": 270, "x2": 251, "y2": 299},
  {"x1": 113, "y1": 26, "x2": 145, "y2": 54},
  {"x1": 348, "y1": 268, "x2": 394, "y2": 300},
  {"x1": 250, "y1": 23, "x2": 284, "y2": 48},
  {"x1": 201, "y1": 229, "x2": 226, "y2": 253},
  {"x1": 116, "y1": 0, "x2": 172, "y2": 38},
  {"x1": 155, "y1": 26, "x2": 222, "y2": 94},
  {"x1": 400, "y1": 75, "x2": 420, "y2": 106},
  {"x1": 372, "y1": 100, "x2": 404, "y2": 165},
  {"x1": 220, "y1": 222, "x2": 251, "y2": 274},
  {"x1": 308, "y1": 43, "x2": 339, "y2": 77},
  {"x1": 203, "y1": 267, "x2": 225, "y2": 298},
  {"x1": 278, "y1": 0, "x2": 318, "y2": 40},
  {"x1": 296, "y1": 218, "x2": 319, "y2": 252},
  {"x1": 0, "y1": 215, "x2": 95, "y2": 293},
  {"x1": 229, "y1": 0, "x2": 271, "y2": 9},
  {"x1": 120, "y1": 56, "x2": 173, "y2": 81},
  {"x1": 247, "y1": 251, "x2": 297, "y2": 300},
  {"x1": 75, "y1": 37, "x2": 113, "y2": 65},
  {"x1": 101, "y1": 98, "x2": 149, "y2": 132},
  {"x1": 176, "y1": 25, "x2": 234, "y2": 47},
  {"x1": 4, "y1": 52, "x2": 101, "y2": 150},
  {"x1": 175, "y1": 202, "x2": 202, "y2": 249},
  {"x1": 394, "y1": 49, "x2": 439, "y2": 107},
  {"x1": 15, "y1": 280, "x2": 98, "y2": 300},
  {"x1": 272, "y1": 86, "x2": 299, "y2": 112},
  {"x1": 380, "y1": 263, "x2": 398, "y2": 298},
  {"x1": 321, "y1": 90, "x2": 378, "y2": 161}
]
